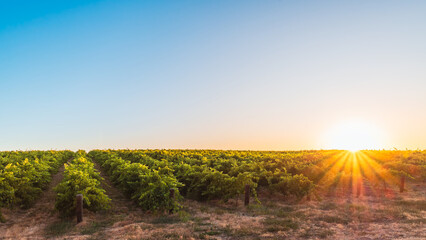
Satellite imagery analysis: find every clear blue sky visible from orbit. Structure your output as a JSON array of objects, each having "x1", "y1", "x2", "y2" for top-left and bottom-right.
[{"x1": 1, "y1": 0, "x2": 426, "y2": 151}]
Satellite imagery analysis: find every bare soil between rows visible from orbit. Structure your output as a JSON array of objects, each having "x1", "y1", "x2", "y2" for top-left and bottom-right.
[{"x1": 0, "y1": 164, "x2": 66, "y2": 239}]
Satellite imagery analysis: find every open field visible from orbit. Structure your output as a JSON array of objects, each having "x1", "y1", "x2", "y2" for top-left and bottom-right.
[
  {"x1": 3, "y1": 1, "x2": 426, "y2": 239},
  {"x1": 0, "y1": 150, "x2": 425, "y2": 239}
]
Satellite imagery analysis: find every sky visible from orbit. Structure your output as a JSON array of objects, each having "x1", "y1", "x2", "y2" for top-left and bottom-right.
[{"x1": 1, "y1": 0, "x2": 426, "y2": 151}]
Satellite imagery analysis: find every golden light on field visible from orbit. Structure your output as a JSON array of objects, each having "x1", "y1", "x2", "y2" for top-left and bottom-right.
[
  {"x1": 324, "y1": 121, "x2": 385, "y2": 151},
  {"x1": 312, "y1": 150, "x2": 402, "y2": 199}
]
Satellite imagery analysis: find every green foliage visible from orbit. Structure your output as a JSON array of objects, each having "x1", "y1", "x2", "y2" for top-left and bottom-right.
[
  {"x1": 270, "y1": 174, "x2": 314, "y2": 198},
  {"x1": 89, "y1": 151, "x2": 182, "y2": 212},
  {"x1": 54, "y1": 155, "x2": 110, "y2": 216},
  {"x1": 2, "y1": 149, "x2": 425, "y2": 217},
  {"x1": 89, "y1": 149, "x2": 326, "y2": 206},
  {"x1": 368, "y1": 151, "x2": 425, "y2": 177},
  {"x1": 0, "y1": 151, "x2": 72, "y2": 209}
]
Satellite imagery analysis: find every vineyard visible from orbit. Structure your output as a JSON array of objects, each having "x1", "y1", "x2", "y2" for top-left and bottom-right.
[
  {"x1": 0, "y1": 151, "x2": 73, "y2": 221},
  {"x1": 0, "y1": 149, "x2": 425, "y2": 239}
]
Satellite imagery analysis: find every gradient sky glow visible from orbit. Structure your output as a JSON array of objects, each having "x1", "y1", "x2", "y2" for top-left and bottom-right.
[{"x1": 1, "y1": 0, "x2": 426, "y2": 151}]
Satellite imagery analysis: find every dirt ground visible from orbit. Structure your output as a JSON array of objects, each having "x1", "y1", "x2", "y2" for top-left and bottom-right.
[
  {"x1": 0, "y1": 168, "x2": 424, "y2": 240},
  {"x1": 0, "y1": 164, "x2": 66, "y2": 239}
]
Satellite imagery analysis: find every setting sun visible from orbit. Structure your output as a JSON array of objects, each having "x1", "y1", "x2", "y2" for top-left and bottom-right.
[{"x1": 324, "y1": 121, "x2": 385, "y2": 151}]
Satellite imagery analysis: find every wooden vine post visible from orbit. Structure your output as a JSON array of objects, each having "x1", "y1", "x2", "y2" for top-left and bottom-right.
[
  {"x1": 76, "y1": 194, "x2": 83, "y2": 223},
  {"x1": 244, "y1": 184, "x2": 250, "y2": 206},
  {"x1": 400, "y1": 176, "x2": 405, "y2": 193}
]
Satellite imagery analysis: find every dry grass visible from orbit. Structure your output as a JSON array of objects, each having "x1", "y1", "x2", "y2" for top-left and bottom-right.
[{"x1": 1, "y1": 180, "x2": 425, "y2": 239}]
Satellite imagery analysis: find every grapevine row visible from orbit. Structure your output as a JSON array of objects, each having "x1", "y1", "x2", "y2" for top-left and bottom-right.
[
  {"x1": 0, "y1": 151, "x2": 73, "y2": 220},
  {"x1": 54, "y1": 151, "x2": 110, "y2": 216}
]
